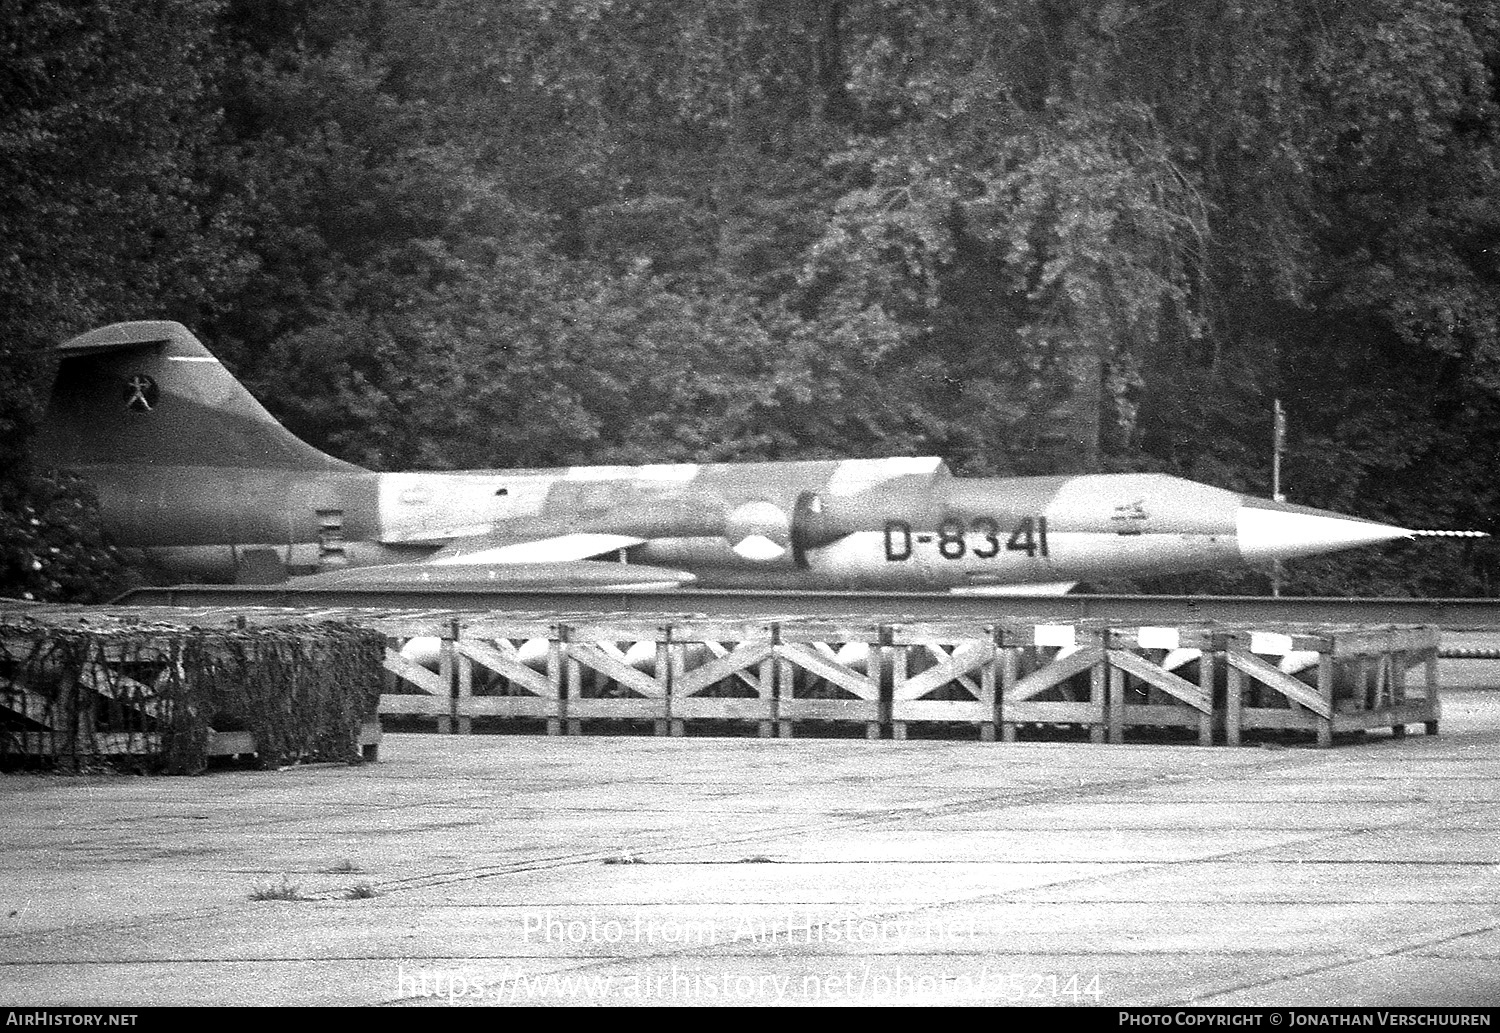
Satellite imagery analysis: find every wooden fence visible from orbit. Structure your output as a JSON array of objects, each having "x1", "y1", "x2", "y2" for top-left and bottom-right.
[
  {"x1": 372, "y1": 612, "x2": 1441, "y2": 746},
  {"x1": 0, "y1": 603, "x2": 1440, "y2": 750}
]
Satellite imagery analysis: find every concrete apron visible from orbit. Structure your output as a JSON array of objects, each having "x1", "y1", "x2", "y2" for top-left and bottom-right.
[{"x1": 3, "y1": 694, "x2": 1500, "y2": 1007}]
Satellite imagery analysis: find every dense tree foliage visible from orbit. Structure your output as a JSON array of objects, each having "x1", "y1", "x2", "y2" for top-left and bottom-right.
[
  {"x1": 3, "y1": 0, "x2": 1498, "y2": 597},
  {"x1": 0, "y1": 0, "x2": 240, "y2": 598}
]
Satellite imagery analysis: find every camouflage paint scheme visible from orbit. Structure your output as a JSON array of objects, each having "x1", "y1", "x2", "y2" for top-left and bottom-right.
[{"x1": 35, "y1": 322, "x2": 1413, "y2": 591}]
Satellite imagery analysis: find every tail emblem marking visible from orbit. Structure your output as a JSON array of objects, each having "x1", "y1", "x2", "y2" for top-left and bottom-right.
[{"x1": 123, "y1": 375, "x2": 158, "y2": 412}]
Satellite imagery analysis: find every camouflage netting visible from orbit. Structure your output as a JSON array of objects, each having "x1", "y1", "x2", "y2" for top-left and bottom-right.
[{"x1": 0, "y1": 616, "x2": 384, "y2": 773}]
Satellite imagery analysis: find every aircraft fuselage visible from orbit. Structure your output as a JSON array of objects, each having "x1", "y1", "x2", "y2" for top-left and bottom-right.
[
  {"x1": 37, "y1": 321, "x2": 1417, "y2": 591},
  {"x1": 84, "y1": 459, "x2": 1368, "y2": 591}
]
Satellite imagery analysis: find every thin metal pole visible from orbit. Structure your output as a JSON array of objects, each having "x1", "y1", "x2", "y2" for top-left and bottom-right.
[
  {"x1": 1272, "y1": 398, "x2": 1286, "y2": 503},
  {"x1": 1272, "y1": 398, "x2": 1286, "y2": 597}
]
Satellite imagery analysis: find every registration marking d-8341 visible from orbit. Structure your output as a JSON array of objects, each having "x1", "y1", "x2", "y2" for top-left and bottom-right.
[{"x1": 883, "y1": 517, "x2": 1050, "y2": 561}]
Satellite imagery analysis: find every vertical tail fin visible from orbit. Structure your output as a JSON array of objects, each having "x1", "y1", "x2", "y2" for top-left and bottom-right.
[{"x1": 35, "y1": 321, "x2": 360, "y2": 472}]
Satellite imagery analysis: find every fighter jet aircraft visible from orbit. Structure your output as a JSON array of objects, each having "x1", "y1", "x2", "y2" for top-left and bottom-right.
[{"x1": 33, "y1": 320, "x2": 1458, "y2": 593}]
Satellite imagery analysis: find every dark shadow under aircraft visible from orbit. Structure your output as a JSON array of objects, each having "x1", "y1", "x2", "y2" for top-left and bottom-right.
[{"x1": 35, "y1": 321, "x2": 1453, "y2": 593}]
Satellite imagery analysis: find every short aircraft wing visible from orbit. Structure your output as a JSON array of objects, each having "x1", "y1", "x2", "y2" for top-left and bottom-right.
[
  {"x1": 950, "y1": 582, "x2": 1080, "y2": 596},
  {"x1": 287, "y1": 557, "x2": 696, "y2": 591},
  {"x1": 425, "y1": 532, "x2": 646, "y2": 565},
  {"x1": 289, "y1": 527, "x2": 692, "y2": 591}
]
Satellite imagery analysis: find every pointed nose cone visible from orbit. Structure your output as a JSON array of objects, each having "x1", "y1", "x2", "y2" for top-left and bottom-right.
[{"x1": 1237, "y1": 497, "x2": 1412, "y2": 564}]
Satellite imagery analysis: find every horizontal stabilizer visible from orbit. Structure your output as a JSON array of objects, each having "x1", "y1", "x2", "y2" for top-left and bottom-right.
[
  {"x1": 38, "y1": 320, "x2": 359, "y2": 472},
  {"x1": 55, "y1": 321, "x2": 184, "y2": 357}
]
